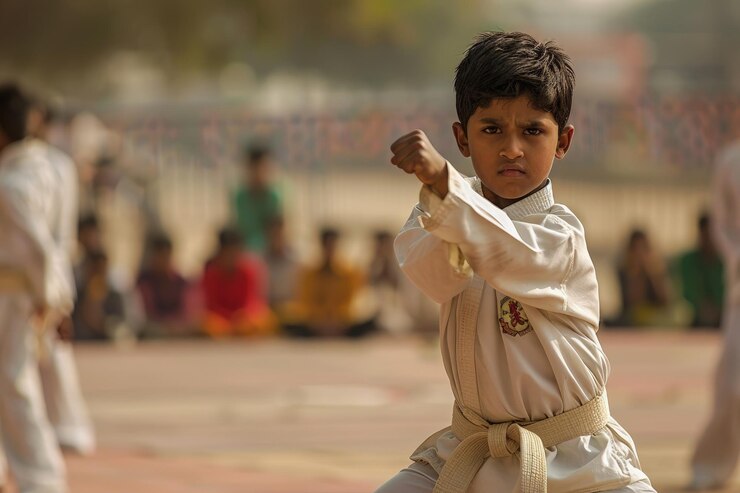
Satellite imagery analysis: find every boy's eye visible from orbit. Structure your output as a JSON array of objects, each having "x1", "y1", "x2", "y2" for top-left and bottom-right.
[
  {"x1": 482, "y1": 126, "x2": 501, "y2": 134},
  {"x1": 524, "y1": 128, "x2": 542, "y2": 136}
]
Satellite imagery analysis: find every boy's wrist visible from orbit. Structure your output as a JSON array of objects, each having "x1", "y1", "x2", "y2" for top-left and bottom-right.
[{"x1": 430, "y1": 162, "x2": 449, "y2": 198}]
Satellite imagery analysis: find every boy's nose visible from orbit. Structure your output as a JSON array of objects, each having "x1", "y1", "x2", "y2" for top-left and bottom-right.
[{"x1": 499, "y1": 136, "x2": 524, "y2": 160}]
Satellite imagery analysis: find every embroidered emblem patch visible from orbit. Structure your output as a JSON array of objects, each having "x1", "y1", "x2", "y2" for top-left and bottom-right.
[{"x1": 498, "y1": 296, "x2": 532, "y2": 337}]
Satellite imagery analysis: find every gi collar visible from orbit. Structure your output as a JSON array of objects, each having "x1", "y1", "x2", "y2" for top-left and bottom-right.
[{"x1": 471, "y1": 177, "x2": 555, "y2": 220}]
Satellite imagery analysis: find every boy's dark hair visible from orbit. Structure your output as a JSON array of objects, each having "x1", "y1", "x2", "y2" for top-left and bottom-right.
[
  {"x1": 454, "y1": 32, "x2": 575, "y2": 132},
  {"x1": 0, "y1": 83, "x2": 30, "y2": 143},
  {"x1": 244, "y1": 143, "x2": 271, "y2": 167},
  {"x1": 218, "y1": 227, "x2": 242, "y2": 249}
]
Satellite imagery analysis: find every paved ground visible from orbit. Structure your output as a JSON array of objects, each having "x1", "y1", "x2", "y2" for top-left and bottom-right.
[{"x1": 6, "y1": 331, "x2": 740, "y2": 492}]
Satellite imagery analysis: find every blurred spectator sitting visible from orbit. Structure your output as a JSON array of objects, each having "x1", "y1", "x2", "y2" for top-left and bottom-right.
[
  {"x1": 74, "y1": 213, "x2": 140, "y2": 340},
  {"x1": 136, "y1": 233, "x2": 197, "y2": 338},
  {"x1": 232, "y1": 144, "x2": 282, "y2": 253},
  {"x1": 368, "y1": 230, "x2": 413, "y2": 334},
  {"x1": 282, "y1": 228, "x2": 377, "y2": 338},
  {"x1": 202, "y1": 228, "x2": 277, "y2": 337},
  {"x1": 612, "y1": 229, "x2": 690, "y2": 328},
  {"x1": 673, "y1": 213, "x2": 724, "y2": 328},
  {"x1": 264, "y1": 216, "x2": 298, "y2": 311},
  {"x1": 74, "y1": 213, "x2": 103, "y2": 285},
  {"x1": 73, "y1": 249, "x2": 126, "y2": 340}
]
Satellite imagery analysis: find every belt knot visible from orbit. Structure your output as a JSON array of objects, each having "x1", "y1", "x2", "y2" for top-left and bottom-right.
[{"x1": 431, "y1": 394, "x2": 610, "y2": 493}]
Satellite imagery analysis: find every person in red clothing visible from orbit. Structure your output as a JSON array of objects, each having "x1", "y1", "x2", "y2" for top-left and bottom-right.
[{"x1": 202, "y1": 228, "x2": 277, "y2": 337}]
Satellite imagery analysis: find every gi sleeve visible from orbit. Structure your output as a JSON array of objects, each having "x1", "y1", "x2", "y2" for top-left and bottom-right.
[
  {"x1": 394, "y1": 203, "x2": 472, "y2": 304},
  {"x1": 413, "y1": 164, "x2": 598, "y2": 322}
]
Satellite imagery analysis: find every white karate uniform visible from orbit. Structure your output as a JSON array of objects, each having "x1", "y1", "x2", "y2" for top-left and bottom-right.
[
  {"x1": 0, "y1": 139, "x2": 72, "y2": 493},
  {"x1": 377, "y1": 165, "x2": 654, "y2": 493},
  {"x1": 36, "y1": 144, "x2": 96, "y2": 455},
  {"x1": 690, "y1": 142, "x2": 740, "y2": 488}
]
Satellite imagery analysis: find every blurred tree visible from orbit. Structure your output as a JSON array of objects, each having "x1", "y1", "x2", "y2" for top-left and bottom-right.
[{"x1": 0, "y1": 0, "x2": 490, "y2": 99}]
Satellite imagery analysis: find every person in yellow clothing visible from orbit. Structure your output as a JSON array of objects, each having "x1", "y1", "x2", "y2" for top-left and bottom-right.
[{"x1": 282, "y1": 228, "x2": 376, "y2": 338}]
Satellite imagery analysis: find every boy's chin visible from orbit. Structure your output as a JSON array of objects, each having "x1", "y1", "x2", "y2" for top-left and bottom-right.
[
  {"x1": 488, "y1": 185, "x2": 535, "y2": 201},
  {"x1": 481, "y1": 181, "x2": 544, "y2": 208},
  {"x1": 496, "y1": 190, "x2": 528, "y2": 200},
  {"x1": 488, "y1": 179, "x2": 549, "y2": 200}
]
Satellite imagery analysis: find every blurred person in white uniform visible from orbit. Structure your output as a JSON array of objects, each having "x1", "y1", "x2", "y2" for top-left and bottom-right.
[
  {"x1": 27, "y1": 98, "x2": 95, "y2": 455},
  {"x1": 688, "y1": 141, "x2": 740, "y2": 490},
  {"x1": 0, "y1": 83, "x2": 69, "y2": 493}
]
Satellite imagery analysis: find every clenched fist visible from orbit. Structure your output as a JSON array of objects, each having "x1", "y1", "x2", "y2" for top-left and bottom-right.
[{"x1": 390, "y1": 130, "x2": 449, "y2": 197}]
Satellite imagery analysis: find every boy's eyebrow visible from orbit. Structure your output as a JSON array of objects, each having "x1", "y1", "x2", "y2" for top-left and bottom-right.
[
  {"x1": 520, "y1": 119, "x2": 548, "y2": 127},
  {"x1": 477, "y1": 117, "x2": 551, "y2": 127}
]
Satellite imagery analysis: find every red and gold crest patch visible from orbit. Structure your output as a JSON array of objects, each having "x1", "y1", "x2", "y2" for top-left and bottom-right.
[{"x1": 498, "y1": 296, "x2": 532, "y2": 337}]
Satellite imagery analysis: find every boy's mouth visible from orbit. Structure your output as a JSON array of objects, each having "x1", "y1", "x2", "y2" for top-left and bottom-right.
[{"x1": 498, "y1": 165, "x2": 526, "y2": 177}]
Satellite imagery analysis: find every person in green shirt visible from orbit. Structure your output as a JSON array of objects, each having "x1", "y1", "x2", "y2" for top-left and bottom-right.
[
  {"x1": 232, "y1": 144, "x2": 282, "y2": 253},
  {"x1": 675, "y1": 213, "x2": 724, "y2": 328}
]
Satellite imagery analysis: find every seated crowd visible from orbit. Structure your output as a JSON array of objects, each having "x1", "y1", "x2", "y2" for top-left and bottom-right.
[
  {"x1": 609, "y1": 213, "x2": 724, "y2": 329},
  {"x1": 72, "y1": 209, "x2": 727, "y2": 341},
  {"x1": 71, "y1": 213, "x2": 421, "y2": 340}
]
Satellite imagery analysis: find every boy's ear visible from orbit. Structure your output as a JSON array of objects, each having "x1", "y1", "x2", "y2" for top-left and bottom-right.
[
  {"x1": 555, "y1": 125, "x2": 575, "y2": 159},
  {"x1": 452, "y1": 122, "x2": 471, "y2": 158}
]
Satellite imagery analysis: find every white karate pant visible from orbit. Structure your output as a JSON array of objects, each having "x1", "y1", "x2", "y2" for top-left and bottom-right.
[
  {"x1": 374, "y1": 462, "x2": 657, "y2": 493},
  {"x1": 0, "y1": 294, "x2": 66, "y2": 493},
  {"x1": 38, "y1": 333, "x2": 96, "y2": 455},
  {"x1": 691, "y1": 302, "x2": 740, "y2": 487}
]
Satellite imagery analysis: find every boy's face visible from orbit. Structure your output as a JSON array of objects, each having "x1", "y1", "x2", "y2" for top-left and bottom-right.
[{"x1": 452, "y1": 95, "x2": 573, "y2": 208}]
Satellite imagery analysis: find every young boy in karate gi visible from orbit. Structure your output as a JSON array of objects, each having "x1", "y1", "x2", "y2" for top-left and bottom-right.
[{"x1": 376, "y1": 32, "x2": 655, "y2": 493}]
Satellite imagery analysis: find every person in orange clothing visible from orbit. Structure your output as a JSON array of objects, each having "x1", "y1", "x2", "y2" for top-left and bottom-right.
[
  {"x1": 282, "y1": 228, "x2": 377, "y2": 338},
  {"x1": 201, "y1": 228, "x2": 276, "y2": 337}
]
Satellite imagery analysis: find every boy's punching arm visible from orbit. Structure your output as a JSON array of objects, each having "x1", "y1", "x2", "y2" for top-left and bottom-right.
[
  {"x1": 420, "y1": 164, "x2": 596, "y2": 322},
  {"x1": 394, "y1": 204, "x2": 472, "y2": 304},
  {"x1": 390, "y1": 129, "x2": 596, "y2": 322}
]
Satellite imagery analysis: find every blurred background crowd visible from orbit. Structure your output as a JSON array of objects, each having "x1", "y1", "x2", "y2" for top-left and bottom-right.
[{"x1": 1, "y1": 0, "x2": 738, "y2": 343}]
